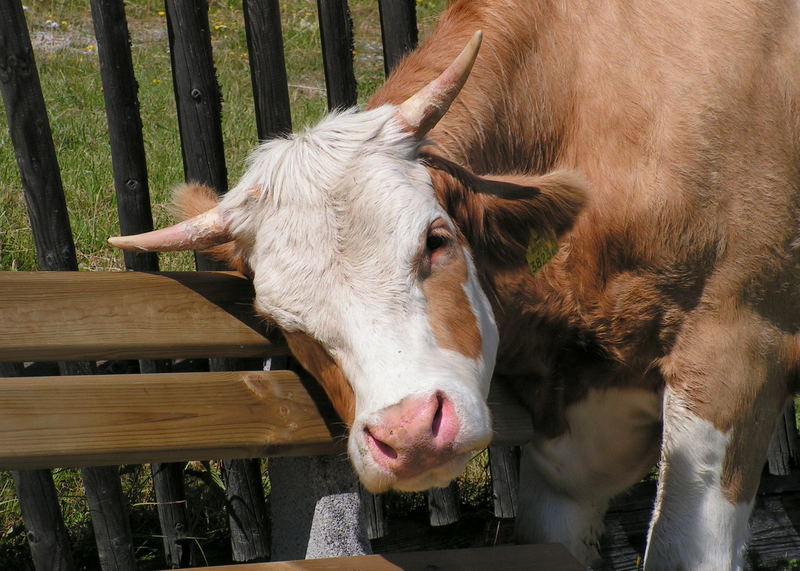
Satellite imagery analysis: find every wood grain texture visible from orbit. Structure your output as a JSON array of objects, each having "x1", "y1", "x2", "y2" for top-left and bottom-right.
[
  {"x1": 316, "y1": 0, "x2": 357, "y2": 110},
  {"x1": 378, "y1": 0, "x2": 418, "y2": 76},
  {"x1": 186, "y1": 544, "x2": 583, "y2": 571},
  {"x1": 90, "y1": 0, "x2": 159, "y2": 273},
  {"x1": 0, "y1": 370, "x2": 533, "y2": 470},
  {"x1": 0, "y1": 0, "x2": 78, "y2": 271},
  {"x1": 489, "y1": 445, "x2": 520, "y2": 519},
  {"x1": 243, "y1": 0, "x2": 292, "y2": 138},
  {"x1": 0, "y1": 271, "x2": 286, "y2": 361}
]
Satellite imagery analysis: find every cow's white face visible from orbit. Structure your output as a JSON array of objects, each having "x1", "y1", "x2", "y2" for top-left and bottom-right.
[
  {"x1": 110, "y1": 32, "x2": 586, "y2": 491},
  {"x1": 219, "y1": 107, "x2": 498, "y2": 491}
]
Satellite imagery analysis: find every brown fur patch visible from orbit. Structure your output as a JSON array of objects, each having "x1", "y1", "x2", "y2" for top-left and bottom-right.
[
  {"x1": 421, "y1": 242, "x2": 482, "y2": 360},
  {"x1": 283, "y1": 331, "x2": 355, "y2": 426},
  {"x1": 660, "y1": 309, "x2": 793, "y2": 504},
  {"x1": 172, "y1": 183, "x2": 253, "y2": 276}
]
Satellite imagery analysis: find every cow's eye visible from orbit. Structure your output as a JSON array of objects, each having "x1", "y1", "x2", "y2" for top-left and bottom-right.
[{"x1": 426, "y1": 233, "x2": 448, "y2": 252}]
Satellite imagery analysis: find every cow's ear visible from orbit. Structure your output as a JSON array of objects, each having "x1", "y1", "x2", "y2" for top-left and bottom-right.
[
  {"x1": 423, "y1": 153, "x2": 587, "y2": 270},
  {"x1": 172, "y1": 183, "x2": 254, "y2": 277}
]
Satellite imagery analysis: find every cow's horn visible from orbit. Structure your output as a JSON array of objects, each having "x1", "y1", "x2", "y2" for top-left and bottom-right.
[
  {"x1": 108, "y1": 206, "x2": 230, "y2": 252},
  {"x1": 397, "y1": 30, "x2": 482, "y2": 139}
]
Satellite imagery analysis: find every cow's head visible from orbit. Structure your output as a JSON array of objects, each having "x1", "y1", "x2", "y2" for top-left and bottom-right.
[{"x1": 110, "y1": 32, "x2": 586, "y2": 492}]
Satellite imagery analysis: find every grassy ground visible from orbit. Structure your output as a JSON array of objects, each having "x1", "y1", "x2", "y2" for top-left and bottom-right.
[{"x1": 0, "y1": 1, "x2": 503, "y2": 569}]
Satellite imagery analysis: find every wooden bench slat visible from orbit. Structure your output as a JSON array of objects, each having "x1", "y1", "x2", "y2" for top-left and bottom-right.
[
  {"x1": 0, "y1": 271, "x2": 287, "y2": 361},
  {"x1": 0, "y1": 371, "x2": 533, "y2": 470},
  {"x1": 188, "y1": 544, "x2": 583, "y2": 571}
]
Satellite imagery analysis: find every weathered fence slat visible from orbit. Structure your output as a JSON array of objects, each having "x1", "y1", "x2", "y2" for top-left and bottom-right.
[
  {"x1": 12, "y1": 469, "x2": 75, "y2": 571},
  {"x1": 489, "y1": 445, "x2": 520, "y2": 519},
  {"x1": 89, "y1": 0, "x2": 158, "y2": 272},
  {"x1": 166, "y1": 1, "x2": 271, "y2": 559},
  {"x1": 359, "y1": 485, "x2": 386, "y2": 540},
  {"x1": 768, "y1": 400, "x2": 799, "y2": 476},
  {"x1": 165, "y1": 0, "x2": 228, "y2": 201},
  {"x1": 90, "y1": 3, "x2": 195, "y2": 564},
  {"x1": 317, "y1": 0, "x2": 357, "y2": 109},
  {"x1": 427, "y1": 482, "x2": 460, "y2": 527},
  {"x1": 243, "y1": 0, "x2": 292, "y2": 138},
  {"x1": 164, "y1": 0, "x2": 227, "y2": 272},
  {"x1": 0, "y1": 0, "x2": 77, "y2": 272},
  {"x1": 150, "y1": 461, "x2": 197, "y2": 568},
  {"x1": 81, "y1": 465, "x2": 137, "y2": 570},
  {"x1": 222, "y1": 458, "x2": 271, "y2": 562},
  {"x1": 0, "y1": 3, "x2": 137, "y2": 568},
  {"x1": 377, "y1": 0, "x2": 418, "y2": 76}
]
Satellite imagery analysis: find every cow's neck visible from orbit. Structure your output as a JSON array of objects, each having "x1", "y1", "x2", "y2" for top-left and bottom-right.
[{"x1": 368, "y1": 3, "x2": 571, "y2": 175}]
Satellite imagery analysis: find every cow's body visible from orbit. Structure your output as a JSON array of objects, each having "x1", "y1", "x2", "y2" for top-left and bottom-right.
[
  {"x1": 111, "y1": 1, "x2": 800, "y2": 568},
  {"x1": 372, "y1": 2, "x2": 800, "y2": 565}
]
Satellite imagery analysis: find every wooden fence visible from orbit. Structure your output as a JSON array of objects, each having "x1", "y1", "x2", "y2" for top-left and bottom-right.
[{"x1": 1, "y1": 1, "x2": 799, "y2": 569}]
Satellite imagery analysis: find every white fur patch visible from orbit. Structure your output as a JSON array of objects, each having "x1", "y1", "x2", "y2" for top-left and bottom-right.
[
  {"x1": 516, "y1": 387, "x2": 661, "y2": 565},
  {"x1": 645, "y1": 388, "x2": 752, "y2": 570}
]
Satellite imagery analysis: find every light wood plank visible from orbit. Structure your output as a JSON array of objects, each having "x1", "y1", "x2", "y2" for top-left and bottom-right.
[
  {"x1": 0, "y1": 271, "x2": 287, "y2": 361},
  {"x1": 0, "y1": 371, "x2": 338, "y2": 469},
  {"x1": 0, "y1": 371, "x2": 533, "y2": 470},
  {"x1": 188, "y1": 544, "x2": 583, "y2": 571}
]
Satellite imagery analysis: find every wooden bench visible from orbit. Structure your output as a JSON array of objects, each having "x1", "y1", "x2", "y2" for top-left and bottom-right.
[
  {"x1": 0, "y1": 271, "x2": 534, "y2": 469},
  {"x1": 0, "y1": 270, "x2": 585, "y2": 569}
]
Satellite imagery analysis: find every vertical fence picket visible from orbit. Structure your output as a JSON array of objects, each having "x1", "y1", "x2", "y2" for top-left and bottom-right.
[
  {"x1": 427, "y1": 482, "x2": 460, "y2": 527},
  {"x1": 89, "y1": 0, "x2": 157, "y2": 272},
  {"x1": 768, "y1": 401, "x2": 799, "y2": 475},
  {"x1": 489, "y1": 446, "x2": 520, "y2": 518},
  {"x1": 150, "y1": 462, "x2": 195, "y2": 568},
  {"x1": 89, "y1": 1, "x2": 196, "y2": 566},
  {"x1": 12, "y1": 468, "x2": 75, "y2": 571},
  {"x1": 164, "y1": 0, "x2": 228, "y2": 206},
  {"x1": 377, "y1": 0, "x2": 418, "y2": 76},
  {"x1": 0, "y1": 2, "x2": 135, "y2": 570},
  {"x1": 317, "y1": 0, "x2": 357, "y2": 109},
  {"x1": 359, "y1": 484, "x2": 386, "y2": 540},
  {"x1": 164, "y1": 0, "x2": 270, "y2": 562},
  {"x1": 243, "y1": 0, "x2": 292, "y2": 138}
]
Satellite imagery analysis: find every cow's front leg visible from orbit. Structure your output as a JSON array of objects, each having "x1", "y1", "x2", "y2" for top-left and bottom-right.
[
  {"x1": 644, "y1": 312, "x2": 791, "y2": 570},
  {"x1": 516, "y1": 443, "x2": 609, "y2": 566},
  {"x1": 517, "y1": 387, "x2": 661, "y2": 566}
]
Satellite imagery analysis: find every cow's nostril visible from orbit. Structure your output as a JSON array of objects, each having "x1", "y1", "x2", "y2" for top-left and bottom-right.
[
  {"x1": 365, "y1": 427, "x2": 397, "y2": 459},
  {"x1": 431, "y1": 393, "x2": 444, "y2": 438}
]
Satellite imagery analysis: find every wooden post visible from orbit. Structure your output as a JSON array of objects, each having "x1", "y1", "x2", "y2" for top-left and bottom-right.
[
  {"x1": 768, "y1": 401, "x2": 799, "y2": 476},
  {"x1": 0, "y1": 3, "x2": 135, "y2": 569},
  {"x1": 243, "y1": 0, "x2": 292, "y2": 138},
  {"x1": 165, "y1": 1, "x2": 271, "y2": 562},
  {"x1": 316, "y1": 0, "x2": 357, "y2": 109},
  {"x1": 89, "y1": 0, "x2": 158, "y2": 272},
  {"x1": 0, "y1": 0, "x2": 77, "y2": 272},
  {"x1": 359, "y1": 485, "x2": 386, "y2": 540},
  {"x1": 89, "y1": 2, "x2": 196, "y2": 566},
  {"x1": 427, "y1": 482, "x2": 460, "y2": 527},
  {"x1": 377, "y1": 0, "x2": 418, "y2": 76},
  {"x1": 80, "y1": 465, "x2": 137, "y2": 570},
  {"x1": 489, "y1": 445, "x2": 520, "y2": 518},
  {"x1": 13, "y1": 469, "x2": 75, "y2": 571},
  {"x1": 150, "y1": 462, "x2": 195, "y2": 568}
]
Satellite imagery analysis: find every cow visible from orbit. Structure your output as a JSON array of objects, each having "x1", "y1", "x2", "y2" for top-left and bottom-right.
[{"x1": 109, "y1": 1, "x2": 800, "y2": 568}]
